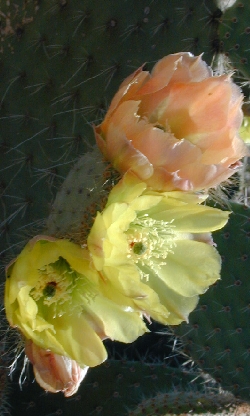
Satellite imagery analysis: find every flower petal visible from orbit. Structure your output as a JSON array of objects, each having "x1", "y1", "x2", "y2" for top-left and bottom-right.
[
  {"x1": 142, "y1": 268, "x2": 199, "y2": 324},
  {"x1": 156, "y1": 240, "x2": 221, "y2": 297},
  {"x1": 83, "y1": 294, "x2": 148, "y2": 343},
  {"x1": 147, "y1": 203, "x2": 230, "y2": 233}
]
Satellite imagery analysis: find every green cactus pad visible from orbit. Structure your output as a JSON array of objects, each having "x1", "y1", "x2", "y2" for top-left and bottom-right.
[
  {"x1": 0, "y1": 0, "x2": 220, "y2": 269},
  {"x1": 174, "y1": 202, "x2": 250, "y2": 402},
  {"x1": 8, "y1": 358, "x2": 219, "y2": 416},
  {"x1": 219, "y1": 0, "x2": 250, "y2": 80},
  {"x1": 45, "y1": 145, "x2": 120, "y2": 242},
  {"x1": 128, "y1": 389, "x2": 239, "y2": 415},
  {"x1": 1, "y1": 1, "x2": 248, "y2": 414}
]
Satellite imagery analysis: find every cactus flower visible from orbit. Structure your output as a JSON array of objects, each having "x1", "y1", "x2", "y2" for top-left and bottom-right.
[
  {"x1": 25, "y1": 340, "x2": 88, "y2": 397},
  {"x1": 95, "y1": 52, "x2": 247, "y2": 191},
  {"x1": 5, "y1": 236, "x2": 147, "y2": 368},
  {"x1": 88, "y1": 172, "x2": 230, "y2": 325}
]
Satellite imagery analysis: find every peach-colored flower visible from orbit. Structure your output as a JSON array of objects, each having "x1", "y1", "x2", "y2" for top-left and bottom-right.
[
  {"x1": 25, "y1": 340, "x2": 88, "y2": 397},
  {"x1": 95, "y1": 52, "x2": 247, "y2": 191}
]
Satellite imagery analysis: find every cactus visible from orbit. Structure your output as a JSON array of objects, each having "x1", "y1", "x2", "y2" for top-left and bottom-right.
[
  {"x1": 128, "y1": 389, "x2": 240, "y2": 416},
  {"x1": 0, "y1": 0, "x2": 220, "y2": 267},
  {"x1": 219, "y1": 0, "x2": 250, "y2": 81},
  {"x1": 45, "y1": 145, "x2": 120, "y2": 241},
  {"x1": 1, "y1": 0, "x2": 250, "y2": 415},
  {"x1": 8, "y1": 356, "x2": 243, "y2": 416},
  {"x1": 0, "y1": 305, "x2": 18, "y2": 416},
  {"x1": 4, "y1": 150, "x2": 250, "y2": 415},
  {"x1": 0, "y1": 353, "x2": 11, "y2": 416},
  {"x1": 0, "y1": 367, "x2": 10, "y2": 416},
  {"x1": 174, "y1": 202, "x2": 250, "y2": 402}
]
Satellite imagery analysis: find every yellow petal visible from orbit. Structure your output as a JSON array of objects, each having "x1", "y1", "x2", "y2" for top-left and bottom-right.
[
  {"x1": 16, "y1": 286, "x2": 38, "y2": 322},
  {"x1": 52, "y1": 315, "x2": 108, "y2": 367},
  {"x1": 148, "y1": 204, "x2": 230, "y2": 233},
  {"x1": 101, "y1": 265, "x2": 170, "y2": 322},
  {"x1": 144, "y1": 269, "x2": 198, "y2": 325},
  {"x1": 107, "y1": 171, "x2": 147, "y2": 205},
  {"x1": 83, "y1": 295, "x2": 148, "y2": 343},
  {"x1": 157, "y1": 240, "x2": 221, "y2": 298}
]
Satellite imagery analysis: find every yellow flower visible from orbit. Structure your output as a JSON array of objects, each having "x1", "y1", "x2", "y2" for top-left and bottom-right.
[
  {"x1": 88, "y1": 173, "x2": 230, "y2": 325},
  {"x1": 95, "y1": 53, "x2": 247, "y2": 191},
  {"x1": 5, "y1": 236, "x2": 147, "y2": 368}
]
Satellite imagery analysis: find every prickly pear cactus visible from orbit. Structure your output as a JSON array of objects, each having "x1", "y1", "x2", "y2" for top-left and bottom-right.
[
  {"x1": 45, "y1": 145, "x2": 120, "y2": 241},
  {"x1": 174, "y1": 202, "x2": 250, "y2": 402},
  {"x1": 128, "y1": 389, "x2": 239, "y2": 415},
  {"x1": 0, "y1": 358, "x2": 11, "y2": 416},
  {"x1": 219, "y1": 0, "x2": 250, "y2": 80},
  {"x1": 8, "y1": 357, "x2": 240, "y2": 416},
  {"x1": 1, "y1": 1, "x2": 250, "y2": 415},
  {"x1": 0, "y1": 0, "x2": 221, "y2": 267}
]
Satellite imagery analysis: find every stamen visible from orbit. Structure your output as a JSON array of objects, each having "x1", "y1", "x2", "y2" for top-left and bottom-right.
[
  {"x1": 30, "y1": 256, "x2": 97, "y2": 318},
  {"x1": 30, "y1": 257, "x2": 77, "y2": 314},
  {"x1": 126, "y1": 215, "x2": 176, "y2": 280}
]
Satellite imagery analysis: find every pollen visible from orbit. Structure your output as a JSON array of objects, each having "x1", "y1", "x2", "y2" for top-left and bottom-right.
[{"x1": 126, "y1": 214, "x2": 176, "y2": 279}]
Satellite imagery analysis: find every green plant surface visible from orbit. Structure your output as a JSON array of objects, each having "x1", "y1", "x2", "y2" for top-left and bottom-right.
[
  {"x1": 10, "y1": 356, "x2": 245, "y2": 416},
  {"x1": 1, "y1": 1, "x2": 250, "y2": 415},
  {"x1": 174, "y1": 202, "x2": 250, "y2": 402},
  {"x1": 219, "y1": 0, "x2": 250, "y2": 80},
  {"x1": 0, "y1": 0, "x2": 220, "y2": 270},
  {"x1": 128, "y1": 389, "x2": 240, "y2": 415}
]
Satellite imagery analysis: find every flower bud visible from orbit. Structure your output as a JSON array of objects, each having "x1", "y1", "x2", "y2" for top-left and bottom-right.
[{"x1": 25, "y1": 340, "x2": 88, "y2": 397}]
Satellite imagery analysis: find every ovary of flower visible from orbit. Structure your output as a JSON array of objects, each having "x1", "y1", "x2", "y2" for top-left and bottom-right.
[
  {"x1": 95, "y1": 52, "x2": 247, "y2": 191},
  {"x1": 88, "y1": 172, "x2": 230, "y2": 325}
]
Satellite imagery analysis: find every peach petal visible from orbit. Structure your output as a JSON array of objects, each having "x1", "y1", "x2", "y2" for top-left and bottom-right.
[
  {"x1": 105, "y1": 101, "x2": 203, "y2": 171},
  {"x1": 137, "y1": 54, "x2": 212, "y2": 98},
  {"x1": 103, "y1": 124, "x2": 154, "y2": 180},
  {"x1": 135, "y1": 56, "x2": 178, "y2": 96},
  {"x1": 105, "y1": 100, "x2": 146, "y2": 138},
  {"x1": 146, "y1": 166, "x2": 194, "y2": 191},
  {"x1": 157, "y1": 80, "x2": 233, "y2": 139},
  {"x1": 161, "y1": 53, "x2": 213, "y2": 83},
  {"x1": 130, "y1": 127, "x2": 202, "y2": 169},
  {"x1": 101, "y1": 70, "x2": 149, "y2": 131}
]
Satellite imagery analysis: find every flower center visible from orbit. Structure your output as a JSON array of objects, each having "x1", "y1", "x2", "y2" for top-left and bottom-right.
[
  {"x1": 126, "y1": 215, "x2": 176, "y2": 280},
  {"x1": 132, "y1": 242, "x2": 148, "y2": 255},
  {"x1": 43, "y1": 282, "x2": 57, "y2": 298},
  {"x1": 30, "y1": 257, "x2": 77, "y2": 313}
]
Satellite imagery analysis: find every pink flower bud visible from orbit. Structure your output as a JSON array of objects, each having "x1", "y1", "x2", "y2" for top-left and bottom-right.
[{"x1": 25, "y1": 340, "x2": 88, "y2": 397}]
